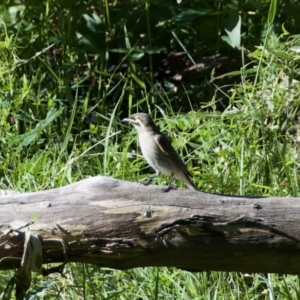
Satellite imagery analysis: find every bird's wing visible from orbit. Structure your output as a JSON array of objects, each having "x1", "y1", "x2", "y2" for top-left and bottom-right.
[
  {"x1": 154, "y1": 134, "x2": 187, "y2": 168},
  {"x1": 155, "y1": 133, "x2": 196, "y2": 188},
  {"x1": 154, "y1": 133, "x2": 173, "y2": 155}
]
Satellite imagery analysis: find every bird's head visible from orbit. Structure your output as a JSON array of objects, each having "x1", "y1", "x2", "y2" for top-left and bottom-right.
[{"x1": 122, "y1": 113, "x2": 156, "y2": 132}]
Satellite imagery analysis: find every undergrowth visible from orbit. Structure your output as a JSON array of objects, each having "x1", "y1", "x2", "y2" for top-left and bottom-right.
[{"x1": 1, "y1": 5, "x2": 300, "y2": 299}]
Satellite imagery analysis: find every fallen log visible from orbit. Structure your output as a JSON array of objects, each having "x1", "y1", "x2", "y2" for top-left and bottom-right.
[{"x1": 1, "y1": 176, "x2": 300, "y2": 297}]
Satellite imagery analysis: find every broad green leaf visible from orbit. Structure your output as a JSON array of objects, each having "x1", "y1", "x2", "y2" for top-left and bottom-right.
[{"x1": 222, "y1": 10, "x2": 241, "y2": 49}]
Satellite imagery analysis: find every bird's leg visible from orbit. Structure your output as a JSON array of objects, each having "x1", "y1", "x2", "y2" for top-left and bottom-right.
[
  {"x1": 144, "y1": 177, "x2": 153, "y2": 186},
  {"x1": 162, "y1": 176, "x2": 176, "y2": 193},
  {"x1": 144, "y1": 171, "x2": 160, "y2": 186}
]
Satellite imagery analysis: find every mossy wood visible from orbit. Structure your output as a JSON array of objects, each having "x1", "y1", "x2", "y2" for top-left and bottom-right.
[{"x1": 1, "y1": 176, "x2": 300, "y2": 275}]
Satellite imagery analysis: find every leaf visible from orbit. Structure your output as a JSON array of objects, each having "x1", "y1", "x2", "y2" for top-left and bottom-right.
[
  {"x1": 268, "y1": 0, "x2": 278, "y2": 24},
  {"x1": 222, "y1": 10, "x2": 241, "y2": 49},
  {"x1": 8, "y1": 108, "x2": 64, "y2": 148},
  {"x1": 279, "y1": 23, "x2": 289, "y2": 38},
  {"x1": 130, "y1": 73, "x2": 146, "y2": 89},
  {"x1": 76, "y1": 14, "x2": 106, "y2": 53},
  {"x1": 171, "y1": 9, "x2": 209, "y2": 27},
  {"x1": 144, "y1": 47, "x2": 166, "y2": 54},
  {"x1": 216, "y1": 149, "x2": 231, "y2": 157}
]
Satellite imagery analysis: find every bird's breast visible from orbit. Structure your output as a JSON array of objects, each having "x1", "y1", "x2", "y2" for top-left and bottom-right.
[{"x1": 138, "y1": 132, "x2": 175, "y2": 175}]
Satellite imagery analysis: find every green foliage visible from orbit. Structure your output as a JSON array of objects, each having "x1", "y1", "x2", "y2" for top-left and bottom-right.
[
  {"x1": 1, "y1": 0, "x2": 300, "y2": 124},
  {"x1": 1, "y1": 0, "x2": 300, "y2": 299},
  {"x1": 4, "y1": 267, "x2": 300, "y2": 299}
]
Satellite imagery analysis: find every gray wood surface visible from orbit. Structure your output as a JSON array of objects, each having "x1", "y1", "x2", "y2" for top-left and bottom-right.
[{"x1": 1, "y1": 176, "x2": 300, "y2": 274}]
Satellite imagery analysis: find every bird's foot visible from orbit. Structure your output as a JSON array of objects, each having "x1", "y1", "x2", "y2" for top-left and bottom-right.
[
  {"x1": 162, "y1": 185, "x2": 177, "y2": 193},
  {"x1": 144, "y1": 178, "x2": 152, "y2": 186}
]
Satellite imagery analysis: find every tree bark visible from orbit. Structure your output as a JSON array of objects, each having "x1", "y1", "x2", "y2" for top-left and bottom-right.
[{"x1": 1, "y1": 176, "x2": 300, "y2": 277}]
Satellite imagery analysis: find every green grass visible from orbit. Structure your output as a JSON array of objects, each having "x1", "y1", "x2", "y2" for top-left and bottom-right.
[
  {"x1": 3, "y1": 267, "x2": 300, "y2": 299},
  {"x1": 1, "y1": 3, "x2": 300, "y2": 299}
]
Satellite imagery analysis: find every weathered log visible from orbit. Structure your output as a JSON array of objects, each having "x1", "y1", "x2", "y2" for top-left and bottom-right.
[{"x1": 1, "y1": 176, "x2": 300, "y2": 278}]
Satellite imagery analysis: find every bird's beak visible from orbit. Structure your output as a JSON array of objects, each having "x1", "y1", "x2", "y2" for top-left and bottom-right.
[
  {"x1": 122, "y1": 118, "x2": 132, "y2": 123},
  {"x1": 122, "y1": 117, "x2": 141, "y2": 126}
]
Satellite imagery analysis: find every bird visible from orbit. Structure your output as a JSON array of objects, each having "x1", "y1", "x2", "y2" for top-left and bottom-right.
[{"x1": 122, "y1": 112, "x2": 197, "y2": 191}]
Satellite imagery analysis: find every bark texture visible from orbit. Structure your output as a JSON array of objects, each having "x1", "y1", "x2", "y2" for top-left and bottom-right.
[{"x1": 1, "y1": 176, "x2": 300, "y2": 276}]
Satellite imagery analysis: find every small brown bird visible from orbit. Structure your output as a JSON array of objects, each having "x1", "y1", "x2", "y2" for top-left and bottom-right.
[{"x1": 122, "y1": 113, "x2": 197, "y2": 191}]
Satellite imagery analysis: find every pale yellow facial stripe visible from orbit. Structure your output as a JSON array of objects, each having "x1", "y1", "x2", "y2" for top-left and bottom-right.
[{"x1": 131, "y1": 119, "x2": 141, "y2": 124}]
